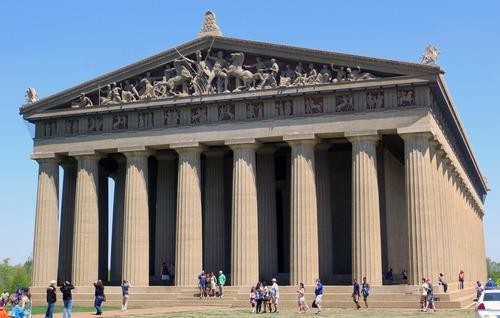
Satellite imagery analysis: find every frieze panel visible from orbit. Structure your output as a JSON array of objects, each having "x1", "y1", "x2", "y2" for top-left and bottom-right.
[
  {"x1": 138, "y1": 111, "x2": 154, "y2": 129},
  {"x1": 112, "y1": 114, "x2": 128, "y2": 130},
  {"x1": 191, "y1": 106, "x2": 207, "y2": 124},
  {"x1": 87, "y1": 116, "x2": 103, "y2": 133},
  {"x1": 366, "y1": 91, "x2": 384, "y2": 110},
  {"x1": 164, "y1": 109, "x2": 180, "y2": 126},
  {"x1": 275, "y1": 99, "x2": 294, "y2": 118},
  {"x1": 335, "y1": 93, "x2": 354, "y2": 112},
  {"x1": 217, "y1": 104, "x2": 235, "y2": 121},
  {"x1": 397, "y1": 88, "x2": 415, "y2": 107},
  {"x1": 305, "y1": 96, "x2": 324, "y2": 114},
  {"x1": 246, "y1": 102, "x2": 264, "y2": 120},
  {"x1": 65, "y1": 119, "x2": 79, "y2": 135}
]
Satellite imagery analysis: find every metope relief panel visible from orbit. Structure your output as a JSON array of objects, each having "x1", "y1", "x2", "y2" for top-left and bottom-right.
[
  {"x1": 42, "y1": 120, "x2": 57, "y2": 138},
  {"x1": 397, "y1": 88, "x2": 415, "y2": 107},
  {"x1": 65, "y1": 119, "x2": 79, "y2": 135},
  {"x1": 218, "y1": 104, "x2": 235, "y2": 121},
  {"x1": 335, "y1": 93, "x2": 354, "y2": 112},
  {"x1": 87, "y1": 116, "x2": 103, "y2": 133},
  {"x1": 138, "y1": 111, "x2": 154, "y2": 129},
  {"x1": 246, "y1": 102, "x2": 264, "y2": 120},
  {"x1": 366, "y1": 91, "x2": 384, "y2": 110},
  {"x1": 274, "y1": 99, "x2": 294, "y2": 118},
  {"x1": 305, "y1": 96, "x2": 324, "y2": 115},
  {"x1": 164, "y1": 109, "x2": 180, "y2": 126},
  {"x1": 112, "y1": 114, "x2": 128, "y2": 130},
  {"x1": 191, "y1": 106, "x2": 207, "y2": 124}
]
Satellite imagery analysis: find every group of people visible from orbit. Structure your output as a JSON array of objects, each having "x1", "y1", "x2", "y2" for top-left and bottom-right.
[
  {"x1": 197, "y1": 270, "x2": 226, "y2": 298},
  {"x1": 0, "y1": 287, "x2": 32, "y2": 318}
]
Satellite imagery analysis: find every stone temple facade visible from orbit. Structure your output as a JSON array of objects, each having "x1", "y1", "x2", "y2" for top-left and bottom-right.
[{"x1": 20, "y1": 14, "x2": 488, "y2": 290}]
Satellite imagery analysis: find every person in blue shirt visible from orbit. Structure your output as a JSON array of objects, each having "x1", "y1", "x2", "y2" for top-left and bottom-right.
[
  {"x1": 314, "y1": 278, "x2": 323, "y2": 315},
  {"x1": 352, "y1": 279, "x2": 361, "y2": 309},
  {"x1": 485, "y1": 278, "x2": 497, "y2": 290},
  {"x1": 10, "y1": 300, "x2": 25, "y2": 318},
  {"x1": 362, "y1": 277, "x2": 370, "y2": 309}
]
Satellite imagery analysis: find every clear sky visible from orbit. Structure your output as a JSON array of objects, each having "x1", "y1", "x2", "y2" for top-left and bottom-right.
[{"x1": 0, "y1": 1, "x2": 499, "y2": 265}]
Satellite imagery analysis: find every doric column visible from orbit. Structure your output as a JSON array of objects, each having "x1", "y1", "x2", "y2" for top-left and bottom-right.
[
  {"x1": 227, "y1": 139, "x2": 259, "y2": 286},
  {"x1": 315, "y1": 144, "x2": 334, "y2": 283},
  {"x1": 348, "y1": 134, "x2": 382, "y2": 285},
  {"x1": 72, "y1": 154, "x2": 100, "y2": 286},
  {"x1": 401, "y1": 133, "x2": 435, "y2": 285},
  {"x1": 32, "y1": 158, "x2": 60, "y2": 286},
  {"x1": 98, "y1": 169, "x2": 109, "y2": 282},
  {"x1": 429, "y1": 142, "x2": 443, "y2": 280},
  {"x1": 203, "y1": 150, "x2": 227, "y2": 274},
  {"x1": 58, "y1": 162, "x2": 76, "y2": 284},
  {"x1": 110, "y1": 158, "x2": 126, "y2": 283},
  {"x1": 436, "y1": 150, "x2": 452, "y2": 281},
  {"x1": 286, "y1": 136, "x2": 319, "y2": 285},
  {"x1": 256, "y1": 147, "x2": 278, "y2": 281},
  {"x1": 173, "y1": 145, "x2": 204, "y2": 286},
  {"x1": 155, "y1": 153, "x2": 178, "y2": 280},
  {"x1": 122, "y1": 150, "x2": 150, "y2": 286}
]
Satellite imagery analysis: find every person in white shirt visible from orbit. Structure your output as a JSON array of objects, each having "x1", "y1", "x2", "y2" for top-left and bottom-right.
[{"x1": 270, "y1": 278, "x2": 280, "y2": 313}]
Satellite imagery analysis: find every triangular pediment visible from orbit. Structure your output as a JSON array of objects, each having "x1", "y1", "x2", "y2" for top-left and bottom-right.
[{"x1": 20, "y1": 36, "x2": 441, "y2": 118}]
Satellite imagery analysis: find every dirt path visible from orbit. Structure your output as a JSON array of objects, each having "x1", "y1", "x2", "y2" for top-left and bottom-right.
[{"x1": 32, "y1": 306, "x2": 220, "y2": 317}]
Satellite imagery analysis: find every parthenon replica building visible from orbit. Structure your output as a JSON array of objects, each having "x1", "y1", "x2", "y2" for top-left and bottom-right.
[{"x1": 21, "y1": 12, "x2": 488, "y2": 294}]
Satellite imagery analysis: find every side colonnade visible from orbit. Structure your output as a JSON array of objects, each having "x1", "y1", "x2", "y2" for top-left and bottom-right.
[{"x1": 31, "y1": 132, "x2": 486, "y2": 288}]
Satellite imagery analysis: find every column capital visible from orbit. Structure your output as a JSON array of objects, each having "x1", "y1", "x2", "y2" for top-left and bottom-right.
[
  {"x1": 399, "y1": 131, "x2": 434, "y2": 141},
  {"x1": 225, "y1": 138, "x2": 260, "y2": 150},
  {"x1": 171, "y1": 142, "x2": 206, "y2": 154},
  {"x1": 346, "y1": 133, "x2": 379, "y2": 145},
  {"x1": 283, "y1": 134, "x2": 317, "y2": 146},
  {"x1": 121, "y1": 150, "x2": 154, "y2": 159},
  {"x1": 34, "y1": 157, "x2": 61, "y2": 165}
]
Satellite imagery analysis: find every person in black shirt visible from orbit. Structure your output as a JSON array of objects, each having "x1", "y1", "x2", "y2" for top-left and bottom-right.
[
  {"x1": 93, "y1": 280, "x2": 105, "y2": 315},
  {"x1": 45, "y1": 280, "x2": 57, "y2": 318},
  {"x1": 60, "y1": 281, "x2": 74, "y2": 318}
]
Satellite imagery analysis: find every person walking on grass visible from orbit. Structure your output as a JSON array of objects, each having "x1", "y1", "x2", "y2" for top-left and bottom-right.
[
  {"x1": 93, "y1": 280, "x2": 105, "y2": 315},
  {"x1": 297, "y1": 282, "x2": 309, "y2": 313},
  {"x1": 425, "y1": 278, "x2": 436, "y2": 312},
  {"x1": 262, "y1": 284, "x2": 271, "y2": 313},
  {"x1": 271, "y1": 278, "x2": 280, "y2": 313},
  {"x1": 20, "y1": 288, "x2": 32, "y2": 318},
  {"x1": 255, "y1": 282, "x2": 263, "y2": 313},
  {"x1": 60, "y1": 281, "x2": 74, "y2": 318},
  {"x1": 314, "y1": 278, "x2": 323, "y2": 315},
  {"x1": 45, "y1": 280, "x2": 57, "y2": 318},
  {"x1": 362, "y1": 277, "x2": 370, "y2": 309},
  {"x1": 352, "y1": 278, "x2": 361, "y2": 309},
  {"x1": 121, "y1": 280, "x2": 131, "y2": 311},
  {"x1": 218, "y1": 270, "x2": 226, "y2": 298},
  {"x1": 249, "y1": 287, "x2": 257, "y2": 313}
]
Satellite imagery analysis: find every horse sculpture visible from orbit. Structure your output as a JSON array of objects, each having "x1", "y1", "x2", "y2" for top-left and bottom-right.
[{"x1": 224, "y1": 52, "x2": 255, "y2": 92}]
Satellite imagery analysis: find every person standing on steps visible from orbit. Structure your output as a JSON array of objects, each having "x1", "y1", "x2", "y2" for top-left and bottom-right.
[
  {"x1": 217, "y1": 270, "x2": 226, "y2": 298},
  {"x1": 362, "y1": 277, "x2": 370, "y2": 309},
  {"x1": 420, "y1": 277, "x2": 429, "y2": 311},
  {"x1": 458, "y1": 270, "x2": 465, "y2": 289},
  {"x1": 352, "y1": 279, "x2": 361, "y2": 309},
  {"x1": 160, "y1": 262, "x2": 170, "y2": 285},
  {"x1": 314, "y1": 278, "x2": 323, "y2": 315},
  {"x1": 121, "y1": 280, "x2": 131, "y2": 311},
  {"x1": 270, "y1": 278, "x2": 280, "y2": 313},
  {"x1": 45, "y1": 280, "x2": 57, "y2": 318},
  {"x1": 198, "y1": 270, "x2": 206, "y2": 299},
  {"x1": 60, "y1": 281, "x2": 74, "y2": 318},
  {"x1": 93, "y1": 280, "x2": 105, "y2": 315}
]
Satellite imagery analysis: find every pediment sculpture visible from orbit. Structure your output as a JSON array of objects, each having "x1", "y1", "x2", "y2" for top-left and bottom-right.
[{"x1": 65, "y1": 49, "x2": 381, "y2": 109}]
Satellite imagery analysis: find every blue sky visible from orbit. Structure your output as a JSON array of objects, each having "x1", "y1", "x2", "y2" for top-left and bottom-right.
[{"x1": 0, "y1": 1, "x2": 499, "y2": 265}]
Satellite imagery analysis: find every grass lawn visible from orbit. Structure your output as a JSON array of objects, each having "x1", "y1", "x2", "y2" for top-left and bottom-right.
[
  {"x1": 4, "y1": 305, "x2": 122, "y2": 315},
  {"x1": 113, "y1": 308, "x2": 476, "y2": 318}
]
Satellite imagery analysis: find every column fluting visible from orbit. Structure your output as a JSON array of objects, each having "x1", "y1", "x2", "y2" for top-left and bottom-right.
[
  {"x1": 58, "y1": 162, "x2": 76, "y2": 284},
  {"x1": 110, "y1": 158, "x2": 126, "y2": 283},
  {"x1": 72, "y1": 155, "x2": 100, "y2": 286},
  {"x1": 32, "y1": 158, "x2": 60, "y2": 286},
  {"x1": 288, "y1": 139, "x2": 319, "y2": 285},
  {"x1": 349, "y1": 135, "x2": 383, "y2": 285},
  {"x1": 122, "y1": 151, "x2": 150, "y2": 286},
  {"x1": 230, "y1": 142, "x2": 259, "y2": 286},
  {"x1": 174, "y1": 146, "x2": 203, "y2": 286}
]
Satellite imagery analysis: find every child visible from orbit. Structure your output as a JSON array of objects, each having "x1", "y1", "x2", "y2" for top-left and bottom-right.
[
  {"x1": 10, "y1": 300, "x2": 25, "y2": 318},
  {"x1": 0, "y1": 301, "x2": 8, "y2": 318},
  {"x1": 249, "y1": 287, "x2": 256, "y2": 313}
]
